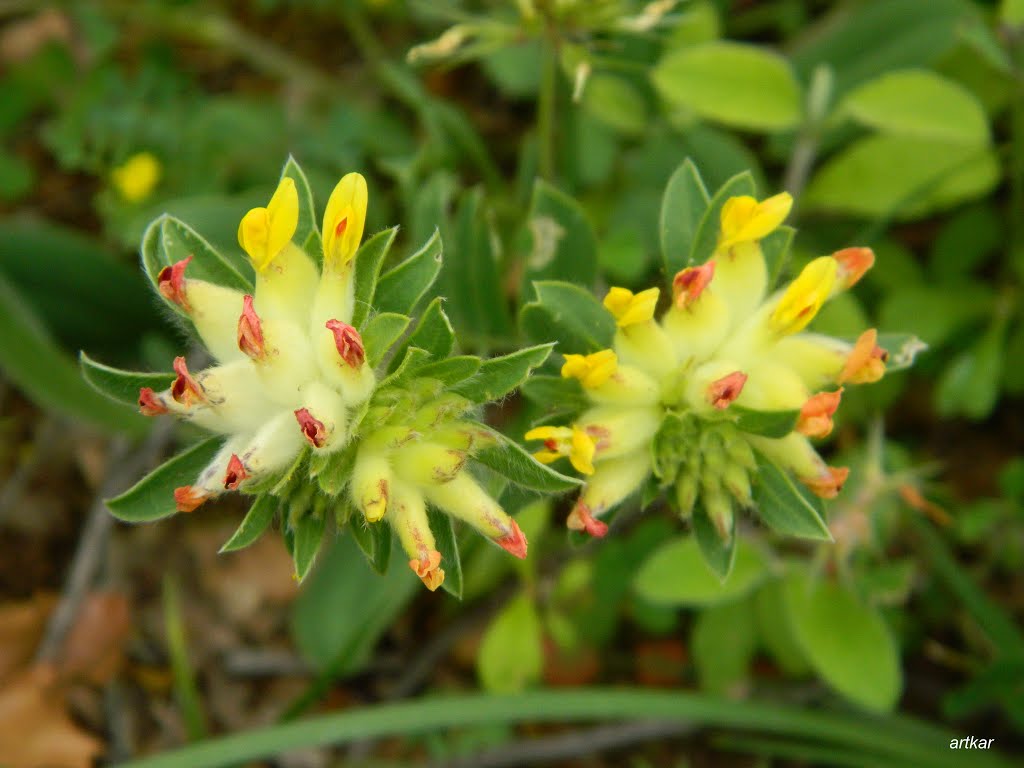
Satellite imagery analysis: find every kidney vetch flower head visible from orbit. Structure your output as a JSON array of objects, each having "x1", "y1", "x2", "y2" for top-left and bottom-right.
[
  {"x1": 84, "y1": 159, "x2": 575, "y2": 592},
  {"x1": 523, "y1": 164, "x2": 914, "y2": 564}
]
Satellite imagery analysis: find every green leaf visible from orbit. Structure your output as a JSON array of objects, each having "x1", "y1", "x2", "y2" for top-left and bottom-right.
[
  {"x1": 107, "y1": 437, "x2": 222, "y2": 522},
  {"x1": 378, "y1": 347, "x2": 431, "y2": 391},
  {"x1": 652, "y1": 42, "x2": 802, "y2": 132},
  {"x1": 349, "y1": 517, "x2": 392, "y2": 576},
  {"x1": 392, "y1": 297, "x2": 453, "y2": 367},
  {"x1": 521, "y1": 180, "x2": 598, "y2": 289},
  {"x1": 352, "y1": 226, "x2": 399, "y2": 329},
  {"x1": 374, "y1": 229, "x2": 443, "y2": 316},
  {"x1": 280, "y1": 156, "x2": 320, "y2": 259},
  {"x1": 450, "y1": 343, "x2": 554, "y2": 403},
  {"x1": 875, "y1": 333, "x2": 927, "y2": 373},
  {"x1": 634, "y1": 536, "x2": 767, "y2": 607},
  {"x1": 804, "y1": 135, "x2": 999, "y2": 219},
  {"x1": 1004, "y1": 0, "x2": 1024, "y2": 26},
  {"x1": 428, "y1": 507, "x2": 463, "y2": 599},
  {"x1": 290, "y1": 512, "x2": 327, "y2": 583},
  {"x1": 141, "y1": 215, "x2": 251, "y2": 301},
  {"x1": 838, "y1": 69, "x2": 989, "y2": 145},
  {"x1": 755, "y1": 579, "x2": 811, "y2": 676},
  {"x1": 312, "y1": 444, "x2": 357, "y2": 498},
  {"x1": 581, "y1": 73, "x2": 648, "y2": 136},
  {"x1": 693, "y1": 598, "x2": 758, "y2": 694},
  {"x1": 660, "y1": 159, "x2": 710, "y2": 283},
  {"x1": 689, "y1": 171, "x2": 757, "y2": 265},
  {"x1": 0, "y1": 275, "x2": 145, "y2": 435},
  {"x1": 415, "y1": 356, "x2": 481, "y2": 386},
  {"x1": 519, "y1": 375, "x2": 588, "y2": 416},
  {"x1": 474, "y1": 428, "x2": 583, "y2": 493},
  {"x1": 761, "y1": 225, "x2": 795, "y2": 289},
  {"x1": 693, "y1": 506, "x2": 736, "y2": 580},
  {"x1": 476, "y1": 593, "x2": 543, "y2": 694},
  {"x1": 80, "y1": 353, "x2": 174, "y2": 407},
  {"x1": 935, "y1": 317, "x2": 1004, "y2": 420},
  {"x1": 361, "y1": 312, "x2": 411, "y2": 369},
  {"x1": 783, "y1": 568, "x2": 902, "y2": 712},
  {"x1": 732, "y1": 406, "x2": 799, "y2": 439},
  {"x1": 520, "y1": 281, "x2": 616, "y2": 354},
  {"x1": 220, "y1": 494, "x2": 278, "y2": 553},
  {"x1": 753, "y1": 455, "x2": 832, "y2": 541}
]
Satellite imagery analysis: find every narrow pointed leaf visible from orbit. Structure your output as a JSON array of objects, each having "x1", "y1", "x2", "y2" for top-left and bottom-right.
[
  {"x1": 474, "y1": 428, "x2": 582, "y2": 493},
  {"x1": 292, "y1": 512, "x2": 327, "y2": 583},
  {"x1": 762, "y1": 225, "x2": 795, "y2": 289},
  {"x1": 688, "y1": 171, "x2": 757, "y2": 265},
  {"x1": 753, "y1": 455, "x2": 832, "y2": 540},
  {"x1": 428, "y1": 507, "x2": 463, "y2": 599},
  {"x1": 416, "y1": 356, "x2": 481, "y2": 385},
  {"x1": 374, "y1": 229, "x2": 443, "y2": 316},
  {"x1": 352, "y1": 226, "x2": 399, "y2": 329},
  {"x1": 732, "y1": 406, "x2": 800, "y2": 439},
  {"x1": 451, "y1": 343, "x2": 554, "y2": 403},
  {"x1": 693, "y1": 506, "x2": 737, "y2": 580},
  {"x1": 142, "y1": 215, "x2": 251, "y2": 300},
  {"x1": 280, "y1": 156, "x2": 319, "y2": 258},
  {"x1": 220, "y1": 494, "x2": 278, "y2": 552},
  {"x1": 80, "y1": 352, "x2": 175, "y2": 408},
  {"x1": 390, "y1": 297, "x2": 453, "y2": 371},
  {"x1": 362, "y1": 312, "x2": 411, "y2": 369},
  {"x1": 350, "y1": 515, "x2": 392, "y2": 576},
  {"x1": 520, "y1": 281, "x2": 616, "y2": 354},
  {"x1": 660, "y1": 159, "x2": 710, "y2": 283}
]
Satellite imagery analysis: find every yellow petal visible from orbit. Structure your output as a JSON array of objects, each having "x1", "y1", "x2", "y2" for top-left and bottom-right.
[
  {"x1": 604, "y1": 286, "x2": 659, "y2": 327},
  {"x1": 770, "y1": 256, "x2": 838, "y2": 335},
  {"x1": 719, "y1": 192, "x2": 792, "y2": 249},
  {"x1": 322, "y1": 172, "x2": 368, "y2": 269},
  {"x1": 238, "y1": 178, "x2": 299, "y2": 271},
  {"x1": 561, "y1": 349, "x2": 618, "y2": 388},
  {"x1": 569, "y1": 427, "x2": 596, "y2": 475},
  {"x1": 524, "y1": 425, "x2": 572, "y2": 442}
]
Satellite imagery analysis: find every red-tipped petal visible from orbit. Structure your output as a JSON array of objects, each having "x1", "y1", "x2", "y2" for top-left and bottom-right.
[
  {"x1": 495, "y1": 519, "x2": 528, "y2": 559},
  {"x1": 223, "y1": 454, "x2": 249, "y2": 490},
  {"x1": 170, "y1": 357, "x2": 204, "y2": 406},
  {"x1": 672, "y1": 261, "x2": 715, "y2": 309},
  {"x1": 325, "y1": 319, "x2": 365, "y2": 368},
  {"x1": 802, "y1": 466, "x2": 850, "y2": 499},
  {"x1": 294, "y1": 407, "x2": 327, "y2": 448},
  {"x1": 797, "y1": 388, "x2": 843, "y2": 438},
  {"x1": 409, "y1": 550, "x2": 445, "y2": 591},
  {"x1": 138, "y1": 387, "x2": 168, "y2": 416},
  {"x1": 567, "y1": 501, "x2": 609, "y2": 538},
  {"x1": 833, "y1": 247, "x2": 874, "y2": 289},
  {"x1": 157, "y1": 256, "x2": 192, "y2": 310},
  {"x1": 707, "y1": 371, "x2": 747, "y2": 409},
  {"x1": 838, "y1": 329, "x2": 888, "y2": 385},
  {"x1": 174, "y1": 485, "x2": 209, "y2": 513},
  {"x1": 237, "y1": 294, "x2": 266, "y2": 361}
]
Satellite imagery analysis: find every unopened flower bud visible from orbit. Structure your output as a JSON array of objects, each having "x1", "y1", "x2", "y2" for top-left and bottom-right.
[
  {"x1": 352, "y1": 451, "x2": 392, "y2": 522},
  {"x1": 797, "y1": 389, "x2": 843, "y2": 438}
]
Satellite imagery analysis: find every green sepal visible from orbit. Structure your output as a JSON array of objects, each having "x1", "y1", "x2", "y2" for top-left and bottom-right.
[
  {"x1": 352, "y1": 226, "x2": 398, "y2": 329},
  {"x1": 220, "y1": 494, "x2": 278, "y2": 553},
  {"x1": 280, "y1": 156, "x2": 320, "y2": 262},
  {"x1": 693, "y1": 505, "x2": 736, "y2": 581},
  {"x1": 474, "y1": 427, "x2": 582, "y2": 493},
  {"x1": 429, "y1": 507, "x2": 463, "y2": 599},
  {"x1": 761, "y1": 224, "x2": 795, "y2": 289},
  {"x1": 106, "y1": 436, "x2": 222, "y2": 522},
  {"x1": 362, "y1": 312, "x2": 411, "y2": 369},
  {"x1": 688, "y1": 171, "x2": 757, "y2": 265},
  {"x1": 310, "y1": 443, "x2": 357, "y2": 498},
  {"x1": 451, "y1": 343, "x2": 554, "y2": 403},
  {"x1": 660, "y1": 158, "x2": 710, "y2": 283},
  {"x1": 374, "y1": 229, "x2": 442, "y2": 316},
  {"x1": 349, "y1": 511, "x2": 393, "y2": 575},
  {"x1": 520, "y1": 281, "x2": 616, "y2": 354},
  {"x1": 390, "y1": 297, "x2": 454, "y2": 371},
  {"x1": 289, "y1": 509, "x2": 327, "y2": 583},
  {"x1": 753, "y1": 454, "x2": 832, "y2": 540},
  {"x1": 79, "y1": 352, "x2": 174, "y2": 408},
  {"x1": 379, "y1": 347, "x2": 431, "y2": 390},
  {"x1": 269, "y1": 448, "x2": 310, "y2": 497},
  {"x1": 415, "y1": 355, "x2": 481, "y2": 386},
  {"x1": 731, "y1": 405, "x2": 800, "y2": 438}
]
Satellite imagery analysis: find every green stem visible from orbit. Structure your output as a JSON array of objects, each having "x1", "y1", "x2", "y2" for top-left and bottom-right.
[
  {"x1": 162, "y1": 575, "x2": 208, "y2": 742},
  {"x1": 116, "y1": 688, "x2": 1009, "y2": 768}
]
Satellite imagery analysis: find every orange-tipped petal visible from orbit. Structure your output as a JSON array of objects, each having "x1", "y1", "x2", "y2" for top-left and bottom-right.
[
  {"x1": 838, "y1": 329, "x2": 888, "y2": 385},
  {"x1": 567, "y1": 500, "x2": 609, "y2": 538},
  {"x1": 223, "y1": 454, "x2": 249, "y2": 490},
  {"x1": 672, "y1": 261, "x2": 714, "y2": 309},
  {"x1": 325, "y1": 319, "x2": 365, "y2": 368},
  {"x1": 495, "y1": 519, "x2": 528, "y2": 559},
  {"x1": 797, "y1": 388, "x2": 843, "y2": 438},
  {"x1": 174, "y1": 485, "x2": 209, "y2": 513},
  {"x1": 833, "y1": 247, "x2": 874, "y2": 289},
  {"x1": 802, "y1": 466, "x2": 850, "y2": 499},
  {"x1": 237, "y1": 294, "x2": 266, "y2": 361},
  {"x1": 170, "y1": 357, "x2": 204, "y2": 406},
  {"x1": 138, "y1": 387, "x2": 168, "y2": 416},
  {"x1": 157, "y1": 256, "x2": 191, "y2": 310},
  {"x1": 707, "y1": 371, "x2": 747, "y2": 409},
  {"x1": 409, "y1": 550, "x2": 445, "y2": 591},
  {"x1": 294, "y1": 408, "x2": 327, "y2": 448}
]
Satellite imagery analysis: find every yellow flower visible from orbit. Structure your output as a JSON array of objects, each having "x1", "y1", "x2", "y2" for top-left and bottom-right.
[
  {"x1": 603, "y1": 286, "x2": 659, "y2": 327},
  {"x1": 524, "y1": 425, "x2": 596, "y2": 475},
  {"x1": 717, "y1": 192, "x2": 792, "y2": 250},
  {"x1": 322, "y1": 172, "x2": 368, "y2": 269},
  {"x1": 238, "y1": 178, "x2": 299, "y2": 272},
  {"x1": 561, "y1": 350, "x2": 618, "y2": 388},
  {"x1": 111, "y1": 152, "x2": 161, "y2": 203},
  {"x1": 770, "y1": 256, "x2": 838, "y2": 336}
]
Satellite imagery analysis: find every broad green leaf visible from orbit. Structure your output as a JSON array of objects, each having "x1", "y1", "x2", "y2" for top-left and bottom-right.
[
  {"x1": 280, "y1": 156, "x2": 320, "y2": 258},
  {"x1": 0, "y1": 275, "x2": 145, "y2": 435},
  {"x1": 761, "y1": 225, "x2": 795, "y2": 289},
  {"x1": 292, "y1": 535, "x2": 417, "y2": 675},
  {"x1": 693, "y1": 598, "x2": 758, "y2": 693},
  {"x1": 753, "y1": 455, "x2": 832, "y2": 541},
  {"x1": 1004, "y1": 0, "x2": 1024, "y2": 25},
  {"x1": 428, "y1": 508, "x2": 463, "y2": 599},
  {"x1": 634, "y1": 536, "x2": 767, "y2": 607},
  {"x1": 783, "y1": 568, "x2": 902, "y2": 712},
  {"x1": 107, "y1": 437, "x2": 222, "y2": 522},
  {"x1": 291, "y1": 512, "x2": 327, "y2": 583},
  {"x1": 804, "y1": 135, "x2": 999, "y2": 219},
  {"x1": 582, "y1": 73, "x2": 648, "y2": 136},
  {"x1": 416, "y1": 355, "x2": 481, "y2": 386},
  {"x1": 520, "y1": 281, "x2": 616, "y2": 354},
  {"x1": 660, "y1": 159, "x2": 710, "y2": 284},
  {"x1": 361, "y1": 312, "x2": 411, "y2": 369},
  {"x1": 652, "y1": 42, "x2": 802, "y2": 132},
  {"x1": 474, "y1": 428, "x2": 583, "y2": 493},
  {"x1": 451, "y1": 343, "x2": 554, "y2": 403},
  {"x1": 935, "y1": 317, "x2": 1005, "y2": 420},
  {"x1": 755, "y1": 578, "x2": 811, "y2": 676},
  {"x1": 875, "y1": 333, "x2": 927, "y2": 373},
  {"x1": 352, "y1": 226, "x2": 398, "y2": 329},
  {"x1": 879, "y1": 285, "x2": 989, "y2": 348},
  {"x1": 80, "y1": 353, "x2": 174, "y2": 407},
  {"x1": 732, "y1": 406, "x2": 799, "y2": 439},
  {"x1": 520, "y1": 375, "x2": 589, "y2": 416},
  {"x1": 374, "y1": 229, "x2": 442, "y2": 316},
  {"x1": 477, "y1": 593, "x2": 543, "y2": 694},
  {"x1": 350, "y1": 517, "x2": 392, "y2": 576},
  {"x1": 392, "y1": 297, "x2": 454, "y2": 367},
  {"x1": 838, "y1": 69, "x2": 989, "y2": 146},
  {"x1": 142, "y1": 215, "x2": 251, "y2": 301},
  {"x1": 678, "y1": 124, "x2": 767, "y2": 194},
  {"x1": 521, "y1": 180, "x2": 598, "y2": 289},
  {"x1": 220, "y1": 494, "x2": 278, "y2": 553},
  {"x1": 689, "y1": 171, "x2": 757, "y2": 265},
  {"x1": 930, "y1": 205, "x2": 1002, "y2": 277},
  {"x1": 693, "y1": 506, "x2": 736, "y2": 579}
]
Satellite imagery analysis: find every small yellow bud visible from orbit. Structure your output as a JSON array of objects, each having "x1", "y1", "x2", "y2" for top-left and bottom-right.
[
  {"x1": 322, "y1": 172, "x2": 368, "y2": 269},
  {"x1": 524, "y1": 425, "x2": 597, "y2": 475},
  {"x1": 770, "y1": 256, "x2": 838, "y2": 336},
  {"x1": 352, "y1": 451, "x2": 392, "y2": 522},
  {"x1": 111, "y1": 152, "x2": 162, "y2": 202},
  {"x1": 238, "y1": 178, "x2": 299, "y2": 272},
  {"x1": 718, "y1": 192, "x2": 792, "y2": 250},
  {"x1": 561, "y1": 349, "x2": 618, "y2": 388},
  {"x1": 603, "y1": 286, "x2": 660, "y2": 327}
]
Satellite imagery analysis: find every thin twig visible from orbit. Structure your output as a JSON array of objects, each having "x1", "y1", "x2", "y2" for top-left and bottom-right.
[{"x1": 423, "y1": 720, "x2": 693, "y2": 768}]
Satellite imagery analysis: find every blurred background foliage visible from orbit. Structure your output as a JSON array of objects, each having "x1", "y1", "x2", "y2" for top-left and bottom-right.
[{"x1": 0, "y1": 0, "x2": 1022, "y2": 766}]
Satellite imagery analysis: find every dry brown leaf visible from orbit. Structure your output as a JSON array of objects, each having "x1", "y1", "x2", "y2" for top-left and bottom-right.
[
  {"x1": 0, "y1": 663, "x2": 103, "y2": 768},
  {"x1": 60, "y1": 591, "x2": 130, "y2": 685},
  {"x1": 0, "y1": 593, "x2": 57, "y2": 683}
]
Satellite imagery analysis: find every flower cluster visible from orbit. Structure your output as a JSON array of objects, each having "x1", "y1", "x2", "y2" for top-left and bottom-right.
[
  {"x1": 135, "y1": 171, "x2": 528, "y2": 589},
  {"x1": 527, "y1": 192, "x2": 887, "y2": 541}
]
